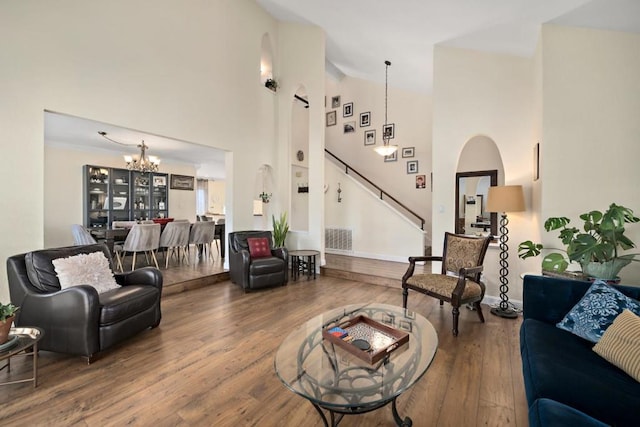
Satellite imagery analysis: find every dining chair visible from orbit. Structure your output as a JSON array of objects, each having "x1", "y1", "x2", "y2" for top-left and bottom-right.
[
  {"x1": 115, "y1": 223, "x2": 161, "y2": 271},
  {"x1": 189, "y1": 222, "x2": 216, "y2": 261},
  {"x1": 159, "y1": 221, "x2": 191, "y2": 268},
  {"x1": 72, "y1": 224, "x2": 97, "y2": 245},
  {"x1": 402, "y1": 232, "x2": 491, "y2": 336}
]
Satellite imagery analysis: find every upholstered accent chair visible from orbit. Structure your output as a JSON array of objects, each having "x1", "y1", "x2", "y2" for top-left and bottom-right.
[
  {"x1": 402, "y1": 232, "x2": 491, "y2": 336},
  {"x1": 71, "y1": 224, "x2": 97, "y2": 245},
  {"x1": 229, "y1": 230, "x2": 288, "y2": 291},
  {"x1": 6, "y1": 243, "x2": 162, "y2": 362}
]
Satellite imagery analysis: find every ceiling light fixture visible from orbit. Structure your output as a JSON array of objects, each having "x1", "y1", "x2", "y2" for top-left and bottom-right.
[
  {"x1": 374, "y1": 60, "x2": 398, "y2": 157},
  {"x1": 98, "y1": 131, "x2": 160, "y2": 173}
]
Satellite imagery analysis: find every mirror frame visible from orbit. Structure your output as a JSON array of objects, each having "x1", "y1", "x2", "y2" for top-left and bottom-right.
[{"x1": 455, "y1": 170, "x2": 498, "y2": 238}]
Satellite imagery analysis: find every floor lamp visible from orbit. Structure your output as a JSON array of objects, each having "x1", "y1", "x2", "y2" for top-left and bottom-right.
[{"x1": 486, "y1": 185, "x2": 525, "y2": 319}]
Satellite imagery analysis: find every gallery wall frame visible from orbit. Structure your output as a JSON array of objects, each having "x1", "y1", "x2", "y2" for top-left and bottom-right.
[
  {"x1": 343, "y1": 102, "x2": 353, "y2": 117},
  {"x1": 359, "y1": 111, "x2": 371, "y2": 127},
  {"x1": 364, "y1": 130, "x2": 376, "y2": 146},
  {"x1": 402, "y1": 147, "x2": 415, "y2": 158},
  {"x1": 344, "y1": 121, "x2": 355, "y2": 133},
  {"x1": 382, "y1": 123, "x2": 395, "y2": 139},
  {"x1": 170, "y1": 174, "x2": 194, "y2": 191},
  {"x1": 384, "y1": 150, "x2": 397, "y2": 162},
  {"x1": 406, "y1": 160, "x2": 418, "y2": 174},
  {"x1": 326, "y1": 111, "x2": 337, "y2": 127},
  {"x1": 331, "y1": 95, "x2": 341, "y2": 108}
]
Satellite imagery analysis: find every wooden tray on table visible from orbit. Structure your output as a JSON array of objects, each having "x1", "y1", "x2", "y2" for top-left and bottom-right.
[{"x1": 322, "y1": 315, "x2": 409, "y2": 364}]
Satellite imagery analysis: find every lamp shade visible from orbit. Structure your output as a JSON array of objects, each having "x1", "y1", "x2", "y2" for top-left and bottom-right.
[{"x1": 486, "y1": 185, "x2": 525, "y2": 213}]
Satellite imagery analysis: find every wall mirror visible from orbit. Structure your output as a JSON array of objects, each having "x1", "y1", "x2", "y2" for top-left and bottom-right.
[{"x1": 455, "y1": 170, "x2": 497, "y2": 237}]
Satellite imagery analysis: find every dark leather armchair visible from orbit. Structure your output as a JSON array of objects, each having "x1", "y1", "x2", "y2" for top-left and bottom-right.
[
  {"x1": 229, "y1": 230, "x2": 288, "y2": 290},
  {"x1": 7, "y1": 244, "x2": 162, "y2": 362}
]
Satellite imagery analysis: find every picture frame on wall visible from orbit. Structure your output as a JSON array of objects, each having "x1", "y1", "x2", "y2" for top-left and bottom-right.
[
  {"x1": 364, "y1": 130, "x2": 376, "y2": 146},
  {"x1": 359, "y1": 111, "x2": 371, "y2": 127},
  {"x1": 331, "y1": 95, "x2": 341, "y2": 108},
  {"x1": 326, "y1": 111, "x2": 337, "y2": 127},
  {"x1": 533, "y1": 142, "x2": 540, "y2": 181},
  {"x1": 170, "y1": 174, "x2": 194, "y2": 191},
  {"x1": 407, "y1": 160, "x2": 418, "y2": 174},
  {"x1": 384, "y1": 150, "x2": 397, "y2": 162},
  {"x1": 416, "y1": 174, "x2": 426, "y2": 189},
  {"x1": 343, "y1": 121, "x2": 356, "y2": 133},
  {"x1": 382, "y1": 123, "x2": 395, "y2": 139},
  {"x1": 402, "y1": 147, "x2": 415, "y2": 158},
  {"x1": 343, "y1": 102, "x2": 353, "y2": 117}
]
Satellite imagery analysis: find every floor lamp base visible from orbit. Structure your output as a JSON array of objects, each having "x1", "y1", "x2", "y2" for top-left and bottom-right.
[{"x1": 490, "y1": 306, "x2": 519, "y2": 319}]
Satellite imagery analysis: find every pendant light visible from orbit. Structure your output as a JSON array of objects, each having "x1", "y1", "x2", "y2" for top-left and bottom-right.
[{"x1": 374, "y1": 60, "x2": 398, "y2": 156}]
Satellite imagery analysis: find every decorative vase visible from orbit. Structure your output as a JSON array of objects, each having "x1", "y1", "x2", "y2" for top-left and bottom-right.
[
  {"x1": 582, "y1": 258, "x2": 632, "y2": 281},
  {"x1": 0, "y1": 315, "x2": 15, "y2": 345}
]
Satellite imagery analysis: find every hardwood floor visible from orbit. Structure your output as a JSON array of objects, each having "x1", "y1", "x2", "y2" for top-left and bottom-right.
[{"x1": 0, "y1": 255, "x2": 529, "y2": 426}]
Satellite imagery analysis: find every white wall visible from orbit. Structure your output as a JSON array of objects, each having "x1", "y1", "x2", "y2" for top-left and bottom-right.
[
  {"x1": 325, "y1": 161, "x2": 425, "y2": 261},
  {"x1": 44, "y1": 144, "x2": 197, "y2": 248},
  {"x1": 432, "y1": 46, "x2": 534, "y2": 301},
  {"x1": 540, "y1": 25, "x2": 640, "y2": 282},
  {"x1": 325, "y1": 75, "x2": 432, "y2": 241},
  {"x1": 0, "y1": 1, "x2": 325, "y2": 302}
]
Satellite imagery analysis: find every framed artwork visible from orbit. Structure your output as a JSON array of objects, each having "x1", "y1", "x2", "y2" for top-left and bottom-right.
[
  {"x1": 533, "y1": 142, "x2": 540, "y2": 181},
  {"x1": 383, "y1": 123, "x2": 395, "y2": 139},
  {"x1": 153, "y1": 176, "x2": 166, "y2": 187},
  {"x1": 384, "y1": 150, "x2": 397, "y2": 162},
  {"x1": 364, "y1": 130, "x2": 376, "y2": 146},
  {"x1": 407, "y1": 160, "x2": 418, "y2": 174},
  {"x1": 170, "y1": 174, "x2": 194, "y2": 191},
  {"x1": 402, "y1": 147, "x2": 415, "y2": 158},
  {"x1": 416, "y1": 174, "x2": 426, "y2": 189},
  {"x1": 343, "y1": 102, "x2": 353, "y2": 117},
  {"x1": 326, "y1": 111, "x2": 337, "y2": 127},
  {"x1": 331, "y1": 95, "x2": 341, "y2": 108},
  {"x1": 359, "y1": 111, "x2": 371, "y2": 127},
  {"x1": 343, "y1": 121, "x2": 356, "y2": 133}
]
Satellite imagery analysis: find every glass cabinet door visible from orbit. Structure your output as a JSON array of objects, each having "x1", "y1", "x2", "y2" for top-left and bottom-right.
[
  {"x1": 110, "y1": 168, "x2": 131, "y2": 222},
  {"x1": 85, "y1": 166, "x2": 110, "y2": 228},
  {"x1": 150, "y1": 173, "x2": 169, "y2": 219},
  {"x1": 132, "y1": 172, "x2": 151, "y2": 220}
]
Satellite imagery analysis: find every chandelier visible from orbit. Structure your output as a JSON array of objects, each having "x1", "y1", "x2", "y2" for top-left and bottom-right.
[
  {"x1": 98, "y1": 131, "x2": 160, "y2": 173},
  {"x1": 374, "y1": 60, "x2": 398, "y2": 156}
]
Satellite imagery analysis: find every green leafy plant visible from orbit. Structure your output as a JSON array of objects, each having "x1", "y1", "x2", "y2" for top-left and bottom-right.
[
  {"x1": 0, "y1": 302, "x2": 18, "y2": 322},
  {"x1": 518, "y1": 203, "x2": 640, "y2": 279},
  {"x1": 272, "y1": 212, "x2": 289, "y2": 248}
]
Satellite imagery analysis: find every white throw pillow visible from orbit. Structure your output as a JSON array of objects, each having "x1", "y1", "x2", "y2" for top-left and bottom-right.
[{"x1": 52, "y1": 251, "x2": 120, "y2": 294}]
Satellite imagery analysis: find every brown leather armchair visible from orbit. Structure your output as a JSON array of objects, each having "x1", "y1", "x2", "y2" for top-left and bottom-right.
[
  {"x1": 229, "y1": 230, "x2": 288, "y2": 291},
  {"x1": 7, "y1": 244, "x2": 162, "y2": 362}
]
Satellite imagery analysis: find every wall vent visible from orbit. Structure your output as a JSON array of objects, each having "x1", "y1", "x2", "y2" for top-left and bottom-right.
[{"x1": 325, "y1": 228, "x2": 353, "y2": 252}]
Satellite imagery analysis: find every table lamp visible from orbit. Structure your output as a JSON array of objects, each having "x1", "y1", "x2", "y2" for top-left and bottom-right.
[{"x1": 486, "y1": 185, "x2": 525, "y2": 319}]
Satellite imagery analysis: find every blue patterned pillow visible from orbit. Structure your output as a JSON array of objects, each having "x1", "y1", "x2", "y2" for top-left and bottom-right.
[{"x1": 556, "y1": 281, "x2": 640, "y2": 343}]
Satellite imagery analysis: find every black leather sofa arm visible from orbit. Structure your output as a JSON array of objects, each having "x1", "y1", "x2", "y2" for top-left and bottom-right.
[{"x1": 115, "y1": 267, "x2": 163, "y2": 290}]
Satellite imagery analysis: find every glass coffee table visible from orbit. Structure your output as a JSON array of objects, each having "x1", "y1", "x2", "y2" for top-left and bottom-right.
[{"x1": 274, "y1": 303, "x2": 438, "y2": 426}]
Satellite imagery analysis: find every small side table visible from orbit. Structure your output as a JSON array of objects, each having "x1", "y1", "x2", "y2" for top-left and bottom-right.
[
  {"x1": 0, "y1": 327, "x2": 44, "y2": 388},
  {"x1": 290, "y1": 250, "x2": 320, "y2": 281}
]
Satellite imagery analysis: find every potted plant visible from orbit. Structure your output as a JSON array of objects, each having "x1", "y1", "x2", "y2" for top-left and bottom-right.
[
  {"x1": 258, "y1": 191, "x2": 272, "y2": 203},
  {"x1": 518, "y1": 203, "x2": 640, "y2": 281},
  {"x1": 265, "y1": 78, "x2": 278, "y2": 92},
  {"x1": 272, "y1": 212, "x2": 289, "y2": 248},
  {"x1": 0, "y1": 302, "x2": 18, "y2": 345}
]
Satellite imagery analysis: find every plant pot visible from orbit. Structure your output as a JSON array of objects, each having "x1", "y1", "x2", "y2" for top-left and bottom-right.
[
  {"x1": 581, "y1": 258, "x2": 632, "y2": 281},
  {"x1": 0, "y1": 315, "x2": 15, "y2": 345}
]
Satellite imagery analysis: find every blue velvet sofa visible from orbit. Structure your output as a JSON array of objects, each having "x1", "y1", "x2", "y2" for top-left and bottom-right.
[{"x1": 521, "y1": 275, "x2": 640, "y2": 427}]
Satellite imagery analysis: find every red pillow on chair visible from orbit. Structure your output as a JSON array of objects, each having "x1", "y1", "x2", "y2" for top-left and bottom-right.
[{"x1": 247, "y1": 237, "x2": 272, "y2": 259}]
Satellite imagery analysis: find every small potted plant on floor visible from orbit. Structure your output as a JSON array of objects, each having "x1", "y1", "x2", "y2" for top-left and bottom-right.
[
  {"x1": 272, "y1": 212, "x2": 289, "y2": 248},
  {"x1": 0, "y1": 302, "x2": 18, "y2": 345},
  {"x1": 518, "y1": 203, "x2": 640, "y2": 282}
]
